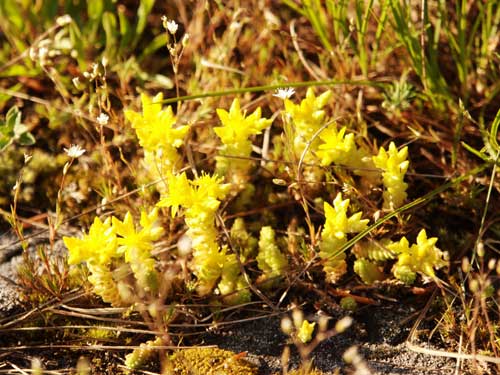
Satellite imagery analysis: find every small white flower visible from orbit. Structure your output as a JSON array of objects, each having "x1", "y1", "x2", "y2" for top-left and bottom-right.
[
  {"x1": 273, "y1": 87, "x2": 295, "y2": 100},
  {"x1": 166, "y1": 20, "x2": 178, "y2": 35},
  {"x1": 64, "y1": 144, "x2": 86, "y2": 158},
  {"x1": 96, "y1": 113, "x2": 109, "y2": 126}
]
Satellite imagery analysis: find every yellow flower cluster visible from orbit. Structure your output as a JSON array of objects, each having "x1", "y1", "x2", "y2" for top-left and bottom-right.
[
  {"x1": 157, "y1": 172, "x2": 248, "y2": 299},
  {"x1": 214, "y1": 98, "x2": 272, "y2": 186},
  {"x1": 125, "y1": 93, "x2": 189, "y2": 181},
  {"x1": 353, "y1": 230, "x2": 448, "y2": 284},
  {"x1": 387, "y1": 229, "x2": 448, "y2": 284},
  {"x1": 297, "y1": 320, "x2": 316, "y2": 344},
  {"x1": 284, "y1": 88, "x2": 332, "y2": 162},
  {"x1": 317, "y1": 125, "x2": 377, "y2": 182},
  {"x1": 317, "y1": 126, "x2": 356, "y2": 166},
  {"x1": 63, "y1": 208, "x2": 163, "y2": 306},
  {"x1": 373, "y1": 142, "x2": 409, "y2": 210},
  {"x1": 283, "y1": 89, "x2": 379, "y2": 188},
  {"x1": 319, "y1": 193, "x2": 369, "y2": 283},
  {"x1": 112, "y1": 209, "x2": 164, "y2": 293}
]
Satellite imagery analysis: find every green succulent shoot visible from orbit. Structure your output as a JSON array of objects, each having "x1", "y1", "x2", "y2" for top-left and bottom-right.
[
  {"x1": 319, "y1": 193, "x2": 369, "y2": 283},
  {"x1": 387, "y1": 229, "x2": 448, "y2": 285}
]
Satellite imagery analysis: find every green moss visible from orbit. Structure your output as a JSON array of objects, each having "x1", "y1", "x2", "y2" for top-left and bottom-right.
[
  {"x1": 340, "y1": 296, "x2": 358, "y2": 312},
  {"x1": 0, "y1": 147, "x2": 62, "y2": 207},
  {"x1": 167, "y1": 347, "x2": 257, "y2": 375}
]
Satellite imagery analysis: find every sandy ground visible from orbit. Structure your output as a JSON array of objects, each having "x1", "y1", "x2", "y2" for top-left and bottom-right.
[{"x1": 200, "y1": 308, "x2": 458, "y2": 374}]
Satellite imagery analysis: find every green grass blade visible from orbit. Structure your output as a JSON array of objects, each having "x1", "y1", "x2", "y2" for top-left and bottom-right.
[
  {"x1": 158, "y1": 79, "x2": 388, "y2": 105},
  {"x1": 133, "y1": 0, "x2": 155, "y2": 47}
]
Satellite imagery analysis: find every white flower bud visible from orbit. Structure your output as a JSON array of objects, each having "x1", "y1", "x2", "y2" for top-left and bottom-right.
[
  {"x1": 181, "y1": 33, "x2": 190, "y2": 48},
  {"x1": 335, "y1": 316, "x2": 353, "y2": 333},
  {"x1": 280, "y1": 317, "x2": 293, "y2": 335},
  {"x1": 96, "y1": 113, "x2": 109, "y2": 126}
]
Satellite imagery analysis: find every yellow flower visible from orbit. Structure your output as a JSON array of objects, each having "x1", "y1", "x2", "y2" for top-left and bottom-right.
[
  {"x1": 373, "y1": 142, "x2": 409, "y2": 209},
  {"x1": 388, "y1": 229, "x2": 448, "y2": 284},
  {"x1": 112, "y1": 209, "x2": 164, "y2": 261},
  {"x1": 191, "y1": 173, "x2": 230, "y2": 207},
  {"x1": 157, "y1": 172, "x2": 230, "y2": 296},
  {"x1": 157, "y1": 172, "x2": 229, "y2": 217},
  {"x1": 156, "y1": 172, "x2": 191, "y2": 217},
  {"x1": 112, "y1": 209, "x2": 164, "y2": 292},
  {"x1": 63, "y1": 217, "x2": 118, "y2": 265},
  {"x1": 125, "y1": 93, "x2": 189, "y2": 153},
  {"x1": 320, "y1": 193, "x2": 369, "y2": 283},
  {"x1": 214, "y1": 98, "x2": 272, "y2": 183},
  {"x1": 284, "y1": 88, "x2": 332, "y2": 134},
  {"x1": 214, "y1": 98, "x2": 271, "y2": 146},
  {"x1": 125, "y1": 93, "x2": 189, "y2": 179},
  {"x1": 317, "y1": 126, "x2": 356, "y2": 166},
  {"x1": 297, "y1": 320, "x2": 316, "y2": 343},
  {"x1": 284, "y1": 88, "x2": 332, "y2": 159},
  {"x1": 323, "y1": 193, "x2": 369, "y2": 239}
]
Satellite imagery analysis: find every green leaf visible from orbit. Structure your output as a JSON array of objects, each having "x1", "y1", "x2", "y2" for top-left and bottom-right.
[
  {"x1": 40, "y1": 0, "x2": 58, "y2": 26},
  {"x1": 0, "y1": 0, "x2": 23, "y2": 30},
  {"x1": 68, "y1": 21, "x2": 85, "y2": 67},
  {"x1": 134, "y1": 0, "x2": 155, "y2": 46},
  {"x1": 0, "y1": 121, "x2": 14, "y2": 137},
  {"x1": 0, "y1": 83, "x2": 22, "y2": 106},
  {"x1": 0, "y1": 64, "x2": 39, "y2": 78},
  {"x1": 18, "y1": 132, "x2": 36, "y2": 146},
  {"x1": 0, "y1": 137, "x2": 13, "y2": 151},
  {"x1": 118, "y1": 6, "x2": 133, "y2": 52},
  {"x1": 139, "y1": 33, "x2": 168, "y2": 61},
  {"x1": 14, "y1": 123, "x2": 28, "y2": 137},
  {"x1": 6, "y1": 106, "x2": 21, "y2": 130},
  {"x1": 87, "y1": 0, "x2": 104, "y2": 20},
  {"x1": 102, "y1": 11, "x2": 118, "y2": 55},
  {"x1": 461, "y1": 142, "x2": 489, "y2": 162},
  {"x1": 489, "y1": 107, "x2": 500, "y2": 152}
]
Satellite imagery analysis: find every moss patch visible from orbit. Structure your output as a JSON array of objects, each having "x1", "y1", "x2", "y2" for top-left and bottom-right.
[{"x1": 168, "y1": 347, "x2": 257, "y2": 375}]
